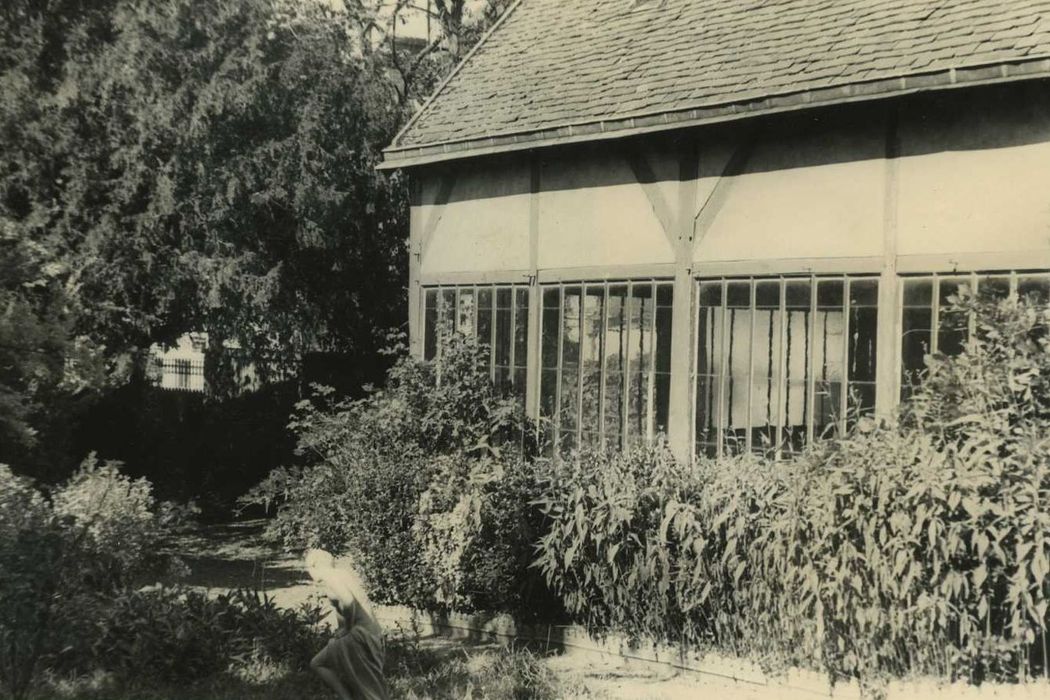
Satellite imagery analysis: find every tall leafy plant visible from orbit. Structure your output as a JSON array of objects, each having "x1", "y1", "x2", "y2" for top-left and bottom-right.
[
  {"x1": 535, "y1": 293, "x2": 1050, "y2": 697},
  {"x1": 244, "y1": 331, "x2": 538, "y2": 610}
]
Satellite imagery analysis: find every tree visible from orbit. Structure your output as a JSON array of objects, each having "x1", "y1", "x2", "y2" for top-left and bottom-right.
[{"x1": 0, "y1": 0, "x2": 513, "y2": 465}]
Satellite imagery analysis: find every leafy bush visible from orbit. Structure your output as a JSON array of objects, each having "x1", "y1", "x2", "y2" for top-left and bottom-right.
[
  {"x1": 415, "y1": 453, "x2": 560, "y2": 617},
  {"x1": 84, "y1": 587, "x2": 327, "y2": 683},
  {"x1": 0, "y1": 461, "x2": 193, "y2": 699},
  {"x1": 244, "y1": 331, "x2": 545, "y2": 613},
  {"x1": 51, "y1": 454, "x2": 167, "y2": 586},
  {"x1": 0, "y1": 466, "x2": 76, "y2": 700},
  {"x1": 536, "y1": 293, "x2": 1050, "y2": 696}
]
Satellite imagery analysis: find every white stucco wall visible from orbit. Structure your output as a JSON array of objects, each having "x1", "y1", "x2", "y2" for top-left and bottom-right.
[
  {"x1": 896, "y1": 86, "x2": 1050, "y2": 259},
  {"x1": 694, "y1": 120, "x2": 887, "y2": 265},
  {"x1": 536, "y1": 149, "x2": 676, "y2": 269},
  {"x1": 418, "y1": 158, "x2": 531, "y2": 274},
  {"x1": 414, "y1": 82, "x2": 1050, "y2": 280}
]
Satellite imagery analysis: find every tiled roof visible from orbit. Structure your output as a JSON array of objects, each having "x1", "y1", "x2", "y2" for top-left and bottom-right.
[{"x1": 383, "y1": 0, "x2": 1050, "y2": 167}]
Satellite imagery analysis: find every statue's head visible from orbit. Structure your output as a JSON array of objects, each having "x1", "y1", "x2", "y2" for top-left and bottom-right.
[{"x1": 305, "y1": 548, "x2": 335, "y2": 580}]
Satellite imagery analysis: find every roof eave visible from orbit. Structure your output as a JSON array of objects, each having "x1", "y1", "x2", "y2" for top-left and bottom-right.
[{"x1": 378, "y1": 56, "x2": 1050, "y2": 171}]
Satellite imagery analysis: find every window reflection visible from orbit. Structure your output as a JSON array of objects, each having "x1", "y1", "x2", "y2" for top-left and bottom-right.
[
  {"x1": 694, "y1": 275, "x2": 878, "y2": 459},
  {"x1": 540, "y1": 280, "x2": 672, "y2": 455}
]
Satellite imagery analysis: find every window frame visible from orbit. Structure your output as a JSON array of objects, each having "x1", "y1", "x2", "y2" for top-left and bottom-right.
[
  {"x1": 421, "y1": 282, "x2": 530, "y2": 393},
  {"x1": 692, "y1": 273, "x2": 880, "y2": 460},
  {"x1": 897, "y1": 269, "x2": 1050, "y2": 396},
  {"x1": 538, "y1": 278, "x2": 672, "y2": 453}
]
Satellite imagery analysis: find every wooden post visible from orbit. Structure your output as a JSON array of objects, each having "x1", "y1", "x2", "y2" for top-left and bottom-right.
[
  {"x1": 875, "y1": 103, "x2": 901, "y2": 418},
  {"x1": 667, "y1": 142, "x2": 700, "y2": 461}
]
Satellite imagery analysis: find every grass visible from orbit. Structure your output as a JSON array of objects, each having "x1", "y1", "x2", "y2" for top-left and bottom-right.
[{"x1": 28, "y1": 637, "x2": 600, "y2": 700}]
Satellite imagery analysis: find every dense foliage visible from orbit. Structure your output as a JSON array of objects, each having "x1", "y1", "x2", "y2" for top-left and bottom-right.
[
  {"x1": 0, "y1": 0, "x2": 511, "y2": 474},
  {"x1": 534, "y1": 292, "x2": 1050, "y2": 696},
  {"x1": 0, "y1": 459, "x2": 194, "y2": 699},
  {"x1": 0, "y1": 459, "x2": 328, "y2": 700},
  {"x1": 84, "y1": 587, "x2": 327, "y2": 684},
  {"x1": 244, "y1": 331, "x2": 554, "y2": 615}
]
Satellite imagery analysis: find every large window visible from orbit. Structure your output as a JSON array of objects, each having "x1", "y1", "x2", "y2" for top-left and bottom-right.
[
  {"x1": 423, "y1": 284, "x2": 529, "y2": 392},
  {"x1": 694, "y1": 276, "x2": 878, "y2": 459},
  {"x1": 901, "y1": 271, "x2": 1050, "y2": 394},
  {"x1": 540, "y1": 281, "x2": 673, "y2": 453}
]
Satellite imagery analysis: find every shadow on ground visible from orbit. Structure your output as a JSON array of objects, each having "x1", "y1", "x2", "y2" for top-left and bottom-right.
[{"x1": 164, "y1": 519, "x2": 311, "y2": 593}]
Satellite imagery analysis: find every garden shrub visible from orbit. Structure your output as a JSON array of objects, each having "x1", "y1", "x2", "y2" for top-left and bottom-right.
[
  {"x1": 244, "y1": 331, "x2": 545, "y2": 613},
  {"x1": 415, "y1": 453, "x2": 561, "y2": 617},
  {"x1": 85, "y1": 586, "x2": 327, "y2": 683},
  {"x1": 0, "y1": 461, "x2": 193, "y2": 699},
  {"x1": 535, "y1": 292, "x2": 1050, "y2": 696}
]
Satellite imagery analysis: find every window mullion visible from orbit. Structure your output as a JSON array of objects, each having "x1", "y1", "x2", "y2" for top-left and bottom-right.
[
  {"x1": 691, "y1": 279, "x2": 702, "y2": 463},
  {"x1": 930, "y1": 275, "x2": 941, "y2": 355},
  {"x1": 717, "y1": 279, "x2": 729, "y2": 458},
  {"x1": 509, "y1": 286, "x2": 517, "y2": 389},
  {"x1": 775, "y1": 277, "x2": 788, "y2": 460},
  {"x1": 577, "y1": 285, "x2": 587, "y2": 448},
  {"x1": 840, "y1": 276, "x2": 851, "y2": 436},
  {"x1": 598, "y1": 284, "x2": 609, "y2": 450},
  {"x1": 647, "y1": 281, "x2": 657, "y2": 444},
  {"x1": 492, "y1": 287, "x2": 500, "y2": 384},
  {"x1": 806, "y1": 277, "x2": 818, "y2": 446},
  {"x1": 968, "y1": 272, "x2": 978, "y2": 349},
  {"x1": 472, "y1": 285, "x2": 479, "y2": 337},
  {"x1": 745, "y1": 280, "x2": 756, "y2": 454},
  {"x1": 554, "y1": 285, "x2": 564, "y2": 454},
  {"x1": 622, "y1": 281, "x2": 633, "y2": 449}
]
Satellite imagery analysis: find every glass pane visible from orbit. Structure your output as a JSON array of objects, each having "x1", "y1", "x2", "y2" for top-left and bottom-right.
[
  {"x1": 848, "y1": 280, "x2": 878, "y2": 384},
  {"x1": 657, "y1": 284, "x2": 673, "y2": 307},
  {"x1": 978, "y1": 276, "x2": 1011, "y2": 301},
  {"x1": 727, "y1": 281, "x2": 751, "y2": 307},
  {"x1": 750, "y1": 332, "x2": 779, "y2": 454},
  {"x1": 785, "y1": 280, "x2": 812, "y2": 308},
  {"x1": 695, "y1": 282, "x2": 723, "y2": 454},
  {"x1": 903, "y1": 279, "x2": 933, "y2": 306},
  {"x1": 654, "y1": 285, "x2": 673, "y2": 436},
  {"x1": 540, "y1": 369, "x2": 558, "y2": 420},
  {"x1": 477, "y1": 289, "x2": 494, "y2": 366},
  {"x1": 605, "y1": 286, "x2": 628, "y2": 449},
  {"x1": 424, "y1": 289, "x2": 439, "y2": 361},
  {"x1": 751, "y1": 282, "x2": 782, "y2": 456},
  {"x1": 849, "y1": 278, "x2": 879, "y2": 307},
  {"x1": 627, "y1": 283, "x2": 653, "y2": 446},
  {"x1": 723, "y1": 282, "x2": 752, "y2": 452},
  {"x1": 901, "y1": 308, "x2": 932, "y2": 391},
  {"x1": 495, "y1": 299, "x2": 512, "y2": 371},
  {"x1": 513, "y1": 288, "x2": 528, "y2": 371},
  {"x1": 540, "y1": 289, "x2": 559, "y2": 372},
  {"x1": 1018, "y1": 275, "x2": 1050, "y2": 306},
  {"x1": 562, "y1": 288, "x2": 581, "y2": 369},
  {"x1": 457, "y1": 289, "x2": 475, "y2": 335},
  {"x1": 847, "y1": 280, "x2": 878, "y2": 424},
  {"x1": 937, "y1": 277, "x2": 969, "y2": 357},
  {"x1": 781, "y1": 280, "x2": 812, "y2": 454},
  {"x1": 755, "y1": 280, "x2": 780, "y2": 309},
  {"x1": 815, "y1": 280, "x2": 845, "y2": 436},
  {"x1": 560, "y1": 288, "x2": 582, "y2": 441},
  {"x1": 440, "y1": 289, "x2": 456, "y2": 330},
  {"x1": 817, "y1": 279, "x2": 844, "y2": 309},
  {"x1": 580, "y1": 286, "x2": 605, "y2": 445}
]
